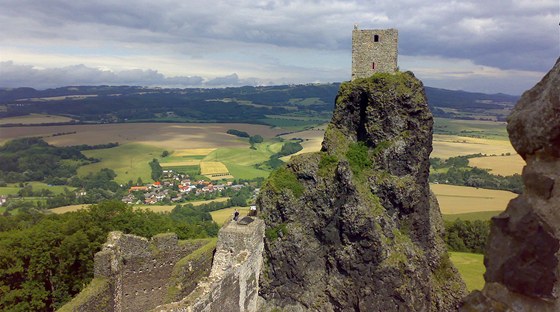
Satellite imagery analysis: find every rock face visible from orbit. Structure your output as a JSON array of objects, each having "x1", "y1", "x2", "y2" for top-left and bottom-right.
[
  {"x1": 461, "y1": 59, "x2": 560, "y2": 311},
  {"x1": 258, "y1": 72, "x2": 466, "y2": 311}
]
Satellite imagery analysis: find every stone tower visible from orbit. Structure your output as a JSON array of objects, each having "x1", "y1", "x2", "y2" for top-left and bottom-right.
[{"x1": 352, "y1": 28, "x2": 398, "y2": 80}]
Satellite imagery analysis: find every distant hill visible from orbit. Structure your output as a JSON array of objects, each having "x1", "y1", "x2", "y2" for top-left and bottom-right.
[{"x1": 0, "y1": 83, "x2": 519, "y2": 125}]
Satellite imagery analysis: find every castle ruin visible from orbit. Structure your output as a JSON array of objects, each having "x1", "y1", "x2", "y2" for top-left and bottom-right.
[{"x1": 352, "y1": 27, "x2": 398, "y2": 79}]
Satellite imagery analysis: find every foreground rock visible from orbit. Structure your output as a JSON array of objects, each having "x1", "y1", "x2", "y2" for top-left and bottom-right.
[
  {"x1": 258, "y1": 72, "x2": 466, "y2": 311},
  {"x1": 461, "y1": 58, "x2": 560, "y2": 311}
]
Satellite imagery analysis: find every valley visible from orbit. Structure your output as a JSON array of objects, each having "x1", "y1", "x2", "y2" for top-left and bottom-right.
[{"x1": 0, "y1": 85, "x2": 523, "y2": 298}]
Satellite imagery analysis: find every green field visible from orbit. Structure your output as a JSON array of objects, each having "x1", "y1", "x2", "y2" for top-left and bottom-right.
[
  {"x1": 0, "y1": 182, "x2": 75, "y2": 196},
  {"x1": 434, "y1": 118, "x2": 509, "y2": 140},
  {"x1": 0, "y1": 185, "x2": 20, "y2": 195},
  {"x1": 443, "y1": 211, "x2": 502, "y2": 222},
  {"x1": 209, "y1": 207, "x2": 250, "y2": 225},
  {"x1": 449, "y1": 252, "x2": 485, "y2": 291},
  {"x1": 78, "y1": 143, "x2": 164, "y2": 183}
]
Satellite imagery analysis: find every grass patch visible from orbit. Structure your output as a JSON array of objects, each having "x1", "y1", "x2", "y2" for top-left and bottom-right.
[
  {"x1": 0, "y1": 182, "x2": 75, "y2": 196},
  {"x1": 204, "y1": 147, "x2": 270, "y2": 166},
  {"x1": 434, "y1": 118, "x2": 509, "y2": 140},
  {"x1": 318, "y1": 153, "x2": 338, "y2": 177},
  {"x1": 346, "y1": 142, "x2": 372, "y2": 174},
  {"x1": 224, "y1": 163, "x2": 271, "y2": 180},
  {"x1": 79, "y1": 143, "x2": 164, "y2": 183},
  {"x1": 449, "y1": 252, "x2": 485, "y2": 291},
  {"x1": 58, "y1": 277, "x2": 111, "y2": 312},
  {"x1": 442, "y1": 211, "x2": 502, "y2": 222},
  {"x1": 210, "y1": 207, "x2": 249, "y2": 225},
  {"x1": 266, "y1": 167, "x2": 304, "y2": 198},
  {"x1": 265, "y1": 223, "x2": 288, "y2": 241},
  {"x1": 0, "y1": 186, "x2": 21, "y2": 195}
]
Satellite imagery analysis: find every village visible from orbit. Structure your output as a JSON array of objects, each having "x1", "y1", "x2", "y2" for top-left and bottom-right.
[{"x1": 121, "y1": 169, "x2": 255, "y2": 205}]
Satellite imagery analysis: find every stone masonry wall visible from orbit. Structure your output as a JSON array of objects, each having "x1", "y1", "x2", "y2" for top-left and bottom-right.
[
  {"x1": 60, "y1": 232, "x2": 214, "y2": 312},
  {"x1": 154, "y1": 218, "x2": 265, "y2": 312},
  {"x1": 352, "y1": 28, "x2": 398, "y2": 79}
]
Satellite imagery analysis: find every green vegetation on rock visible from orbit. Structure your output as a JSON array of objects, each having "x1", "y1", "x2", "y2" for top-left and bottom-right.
[
  {"x1": 266, "y1": 167, "x2": 304, "y2": 198},
  {"x1": 346, "y1": 142, "x2": 372, "y2": 174},
  {"x1": 265, "y1": 223, "x2": 288, "y2": 241}
]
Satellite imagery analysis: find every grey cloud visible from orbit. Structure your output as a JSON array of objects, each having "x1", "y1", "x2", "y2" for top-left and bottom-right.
[
  {"x1": 0, "y1": 0, "x2": 556, "y2": 86},
  {"x1": 0, "y1": 61, "x2": 206, "y2": 89}
]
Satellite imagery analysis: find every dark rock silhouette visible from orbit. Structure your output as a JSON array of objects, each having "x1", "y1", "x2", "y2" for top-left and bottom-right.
[
  {"x1": 461, "y1": 58, "x2": 560, "y2": 311},
  {"x1": 258, "y1": 72, "x2": 466, "y2": 311}
]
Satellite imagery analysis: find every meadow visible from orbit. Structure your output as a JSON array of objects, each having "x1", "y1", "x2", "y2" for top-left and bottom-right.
[
  {"x1": 0, "y1": 182, "x2": 75, "y2": 196},
  {"x1": 449, "y1": 252, "x2": 485, "y2": 291},
  {"x1": 433, "y1": 118, "x2": 508, "y2": 140},
  {"x1": 209, "y1": 207, "x2": 250, "y2": 225},
  {"x1": 79, "y1": 143, "x2": 164, "y2": 183}
]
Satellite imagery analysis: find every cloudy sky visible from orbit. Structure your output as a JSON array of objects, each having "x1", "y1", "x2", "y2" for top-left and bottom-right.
[{"x1": 0, "y1": 0, "x2": 558, "y2": 94}]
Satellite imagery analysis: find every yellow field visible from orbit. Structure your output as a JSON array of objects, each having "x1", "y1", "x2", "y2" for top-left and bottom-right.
[
  {"x1": 432, "y1": 135, "x2": 516, "y2": 159},
  {"x1": 469, "y1": 155, "x2": 525, "y2": 176},
  {"x1": 431, "y1": 184, "x2": 516, "y2": 214},
  {"x1": 49, "y1": 198, "x2": 230, "y2": 214},
  {"x1": 0, "y1": 123, "x2": 285, "y2": 148},
  {"x1": 200, "y1": 161, "x2": 230, "y2": 175},
  {"x1": 209, "y1": 207, "x2": 250, "y2": 225},
  {"x1": 0, "y1": 113, "x2": 74, "y2": 125}
]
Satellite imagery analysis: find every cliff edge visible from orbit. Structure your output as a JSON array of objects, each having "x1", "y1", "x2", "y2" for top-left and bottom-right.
[
  {"x1": 461, "y1": 58, "x2": 560, "y2": 311},
  {"x1": 258, "y1": 72, "x2": 466, "y2": 311}
]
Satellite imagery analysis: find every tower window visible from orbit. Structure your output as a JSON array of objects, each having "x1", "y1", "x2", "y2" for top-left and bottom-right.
[
  {"x1": 373, "y1": 35, "x2": 379, "y2": 42},
  {"x1": 372, "y1": 62, "x2": 375, "y2": 70}
]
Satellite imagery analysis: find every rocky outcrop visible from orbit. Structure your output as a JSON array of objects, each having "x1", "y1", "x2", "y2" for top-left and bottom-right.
[
  {"x1": 461, "y1": 59, "x2": 560, "y2": 311},
  {"x1": 258, "y1": 72, "x2": 466, "y2": 311}
]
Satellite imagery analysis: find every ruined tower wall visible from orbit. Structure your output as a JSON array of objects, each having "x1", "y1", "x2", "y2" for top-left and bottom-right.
[
  {"x1": 59, "y1": 233, "x2": 215, "y2": 312},
  {"x1": 154, "y1": 218, "x2": 266, "y2": 312},
  {"x1": 352, "y1": 28, "x2": 398, "y2": 79}
]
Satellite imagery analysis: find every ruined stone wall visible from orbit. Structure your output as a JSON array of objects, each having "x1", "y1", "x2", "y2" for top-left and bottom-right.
[
  {"x1": 154, "y1": 218, "x2": 265, "y2": 312},
  {"x1": 59, "y1": 232, "x2": 215, "y2": 312},
  {"x1": 352, "y1": 28, "x2": 398, "y2": 79}
]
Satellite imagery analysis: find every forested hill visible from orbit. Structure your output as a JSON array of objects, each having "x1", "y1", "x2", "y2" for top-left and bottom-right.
[{"x1": 0, "y1": 83, "x2": 519, "y2": 124}]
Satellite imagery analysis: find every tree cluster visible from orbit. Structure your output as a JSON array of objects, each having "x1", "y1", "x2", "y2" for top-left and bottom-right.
[
  {"x1": 226, "y1": 129, "x2": 250, "y2": 138},
  {"x1": 0, "y1": 138, "x2": 92, "y2": 183},
  {"x1": 444, "y1": 219, "x2": 490, "y2": 254}
]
